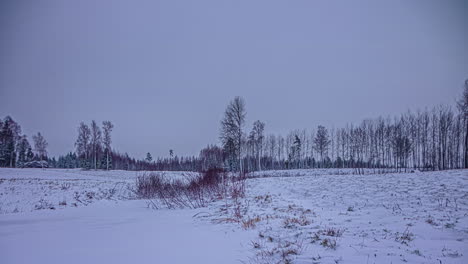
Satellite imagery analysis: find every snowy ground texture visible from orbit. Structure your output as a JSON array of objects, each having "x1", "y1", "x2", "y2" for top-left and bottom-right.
[
  {"x1": 1, "y1": 168, "x2": 467, "y2": 264},
  {"x1": 0, "y1": 168, "x2": 198, "y2": 214}
]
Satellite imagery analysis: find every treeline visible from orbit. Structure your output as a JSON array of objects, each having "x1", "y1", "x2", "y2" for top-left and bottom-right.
[
  {"x1": 58, "y1": 121, "x2": 203, "y2": 171},
  {"x1": 240, "y1": 105, "x2": 465, "y2": 172},
  {"x1": 52, "y1": 150, "x2": 201, "y2": 171},
  {"x1": 2, "y1": 81, "x2": 467, "y2": 173},
  {"x1": 0, "y1": 116, "x2": 49, "y2": 168},
  {"x1": 218, "y1": 82, "x2": 468, "y2": 173}
]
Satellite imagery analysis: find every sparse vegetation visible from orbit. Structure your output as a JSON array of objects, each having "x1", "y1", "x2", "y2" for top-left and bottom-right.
[
  {"x1": 242, "y1": 216, "x2": 262, "y2": 229},
  {"x1": 320, "y1": 237, "x2": 337, "y2": 250},
  {"x1": 395, "y1": 228, "x2": 414, "y2": 245},
  {"x1": 283, "y1": 215, "x2": 311, "y2": 228},
  {"x1": 34, "y1": 199, "x2": 55, "y2": 210},
  {"x1": 136, "y1": 168, "x2": 246, "y2": 209}
]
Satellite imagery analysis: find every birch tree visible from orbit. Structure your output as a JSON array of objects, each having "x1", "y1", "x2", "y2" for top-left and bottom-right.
[
  {"x1": 32, "y1": 132, "x2": 48, "y2": 167},
  {"x1": 75, "y1": 122, "x2": 91, "y2": 168},
  {"x1": 102, "y1": 121, "x2": 114, "y2": 170},
  {"x1": 90, "y1": 120, "x2": 102, "y2": 170},
  {"x1": 220, "y1": 96, "x2": 246, "y2": 173}
]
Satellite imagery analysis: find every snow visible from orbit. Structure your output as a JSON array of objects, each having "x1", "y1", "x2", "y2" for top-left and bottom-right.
[
  {"x1": 0, "y1": 201, "x2": 253, "y2": 264},
  {"x1": 235, "y1": 169, "x2": 468, "y2": 263},
  {"x1": 247, "y1": 168, "x2": 405, "y2": 178},
  {"x1": 1, "y1": 168, "x2": 467, "y2": 264},
  {"x1": 0, "y1": 168, "x2": 199, "y2": 214}
]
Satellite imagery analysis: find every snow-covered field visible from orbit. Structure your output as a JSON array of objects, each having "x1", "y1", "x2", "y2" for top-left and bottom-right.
[
  {"x1": 0, "y1": 168, "x2": 198, "y2": 214},
  {"x1": 1, "y1": 168, "x2": 467, "y2": 264},
  {"x1": 236, "y1": 169, "x2": 468, "y2": 263},
  {"x1": 248, "y1": 168, "x2": 403, "y2": 178}
]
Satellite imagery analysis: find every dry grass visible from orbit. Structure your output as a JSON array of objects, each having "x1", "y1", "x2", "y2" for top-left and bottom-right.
[
  {"x1": 311, "y1": 227, "x2": 343, "y2": 250},
  {"x1": 318, "y1": 227, "x2": 344, "y2": 237},
  {"x1": 242, "y1": 216, "x2": 262, "y2": 229},
  {"x1": 320, "y1": 237, "x2": 337, "y2": 250},
  {"x1": 283, "y1": 215, "x2": 311, "y2": 228},
  {"x1": 136, "y1": 168, "x2": 246, "y2": 209},
  {"x1": 395, "y1": 227, "x2": 414, "y2": 245}
]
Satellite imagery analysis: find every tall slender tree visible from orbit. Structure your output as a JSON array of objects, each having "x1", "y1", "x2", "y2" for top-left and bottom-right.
[
  {"x1": 313, "y1": 125, "x2": 331, "y2": 165},
  {"x1": 0, "y1": 116, "x2": 21, "y2": 167},
  {"x1": 32, "y1": 132, "x2": 48, "y2": 168},
  {"x1": 220, "y1": 96, "x2": 246, "y2": 173},
  {"x1": 90, "y1": 120, "x2": 102, "y2": 170},
  {"x1": 16, "y1": 135, "x2": 32, "y2": 167},
  {"x1": 458, "y1": 79, "x2": 468, "y2": 168},
  {"x1": 75, "y1": 122, "x2": 91, "y2": 168},
  {"x1": 102, "y1": 121, "x2": 114, "y2": 170},
  {"x1": 250, "y1": 120, "x2": 265, "y2": 171}
]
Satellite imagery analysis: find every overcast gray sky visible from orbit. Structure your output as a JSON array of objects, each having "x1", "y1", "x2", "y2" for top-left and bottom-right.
[{"x1": 1, "y1": 0, "x2": 467, "y2": 159}]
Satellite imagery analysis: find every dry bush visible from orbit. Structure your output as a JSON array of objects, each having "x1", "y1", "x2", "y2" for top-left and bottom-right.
[
  {"x1": 312, "y1": 227, "x2": 343, "y2": 249},
  {"x1": 254, "y1": 194, "x2": 273, "y2": 205},
  {"x1": 34, "y1": 199, "x2": 55, "y2": 210},
  {"x1": 242, "y1": 216, "x2": 262, "y2": 229},
  {"x1": 318, "y1": 227, "x2": 344, "y2": 237},
  {"x1": 320, "y1": 237, "x2": 337, "y2": 249},
  {"x1": 283, "y1": 215, "x2": 311, "y2": 228},
  {"x1": 136, "y1": 168, "x2": 246, "y2": 209},
  {"x1": 250, "y1": 239, "x2": 304, "y2": 264},
  {"x1": 425, "y1": 215, "x2": 438, "y2": 226},
  {"x1": 251, "y1": 240, "x2": 262, "y2": 249},
  {"x1": 395, "y1": 228, "x2": 414, "y2": 245}
]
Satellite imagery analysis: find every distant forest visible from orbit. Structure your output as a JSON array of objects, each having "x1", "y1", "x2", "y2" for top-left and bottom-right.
[{"x1": 1, "y1": 80, "x2": 467, "y2": 173}]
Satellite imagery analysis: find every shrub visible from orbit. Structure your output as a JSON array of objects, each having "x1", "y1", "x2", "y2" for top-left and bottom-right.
[
  {"x1": 242, "y1": 216, "x2": 261, "y2": 229},
  {"x1": 319, "y1": 227, "x2": 344, "y2": 237},
  {"x1": 283, "y1": 215, "x2": 311, "y2": 228},
  {"x1": 320, "y1": 237, "x2": 337, "y2": 250},
  {"x1": 136, "y1": 168, "x2": 245, "y2": 209},
  {"x1": 395, "y1": 228, "x2": 414, "y2": 245}
]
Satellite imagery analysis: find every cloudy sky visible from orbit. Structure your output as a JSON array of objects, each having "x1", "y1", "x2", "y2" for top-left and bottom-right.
[{"x1": 1, "y1": 0, "x2": 467, "y2": 159}]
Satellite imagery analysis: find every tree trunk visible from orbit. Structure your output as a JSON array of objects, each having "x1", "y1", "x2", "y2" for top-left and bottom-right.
[{"x1": 465, "y1": 119, "x2": 468, "y2": 168}]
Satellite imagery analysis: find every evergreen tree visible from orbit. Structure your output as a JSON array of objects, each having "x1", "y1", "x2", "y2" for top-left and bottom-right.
[
  {"x1": 146, "y1": 152, "x2": 152, "y2": 163},
  {"x1": 16, "y1": 135, "x2": 32, "y2": 167},
  {"x1": 289, "y1": 135, "x2": 301, "y2": 168},
  {"x1": 0, "y1": 117, "x2": 19, "y2": 167},
  {"x1": 26, "y1": 147, "x2": 34, "y2": 162}
]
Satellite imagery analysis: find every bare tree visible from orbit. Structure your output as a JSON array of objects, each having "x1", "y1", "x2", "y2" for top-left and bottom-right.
[
  {"x1": 75, "y1": 122, "x2": 91, "y2": 168},
  {"x1": 249, "y1": 120, "x2": 265, "y2": 171},
  {"x1": 458, "y1": 79, "x2": 468, "y2": 168},
  {"x1": 90, "y1": 120, "x2": 102, "y2": 170},
  {"x1": 199, "y1": 145, "x2": 223, "y2": 171},
  {"x1": 313, "y1": 125, "x2": 331, "y2": 165},
  {"x1": 102, "y1": 121, "x2": 114, "y2": 170},
  {"x1": 220, "y1": 96, "x2": 246, "y2": 173},
  {"x1": 32, "y1": 132, "x2": 48, "y2": 167}
]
